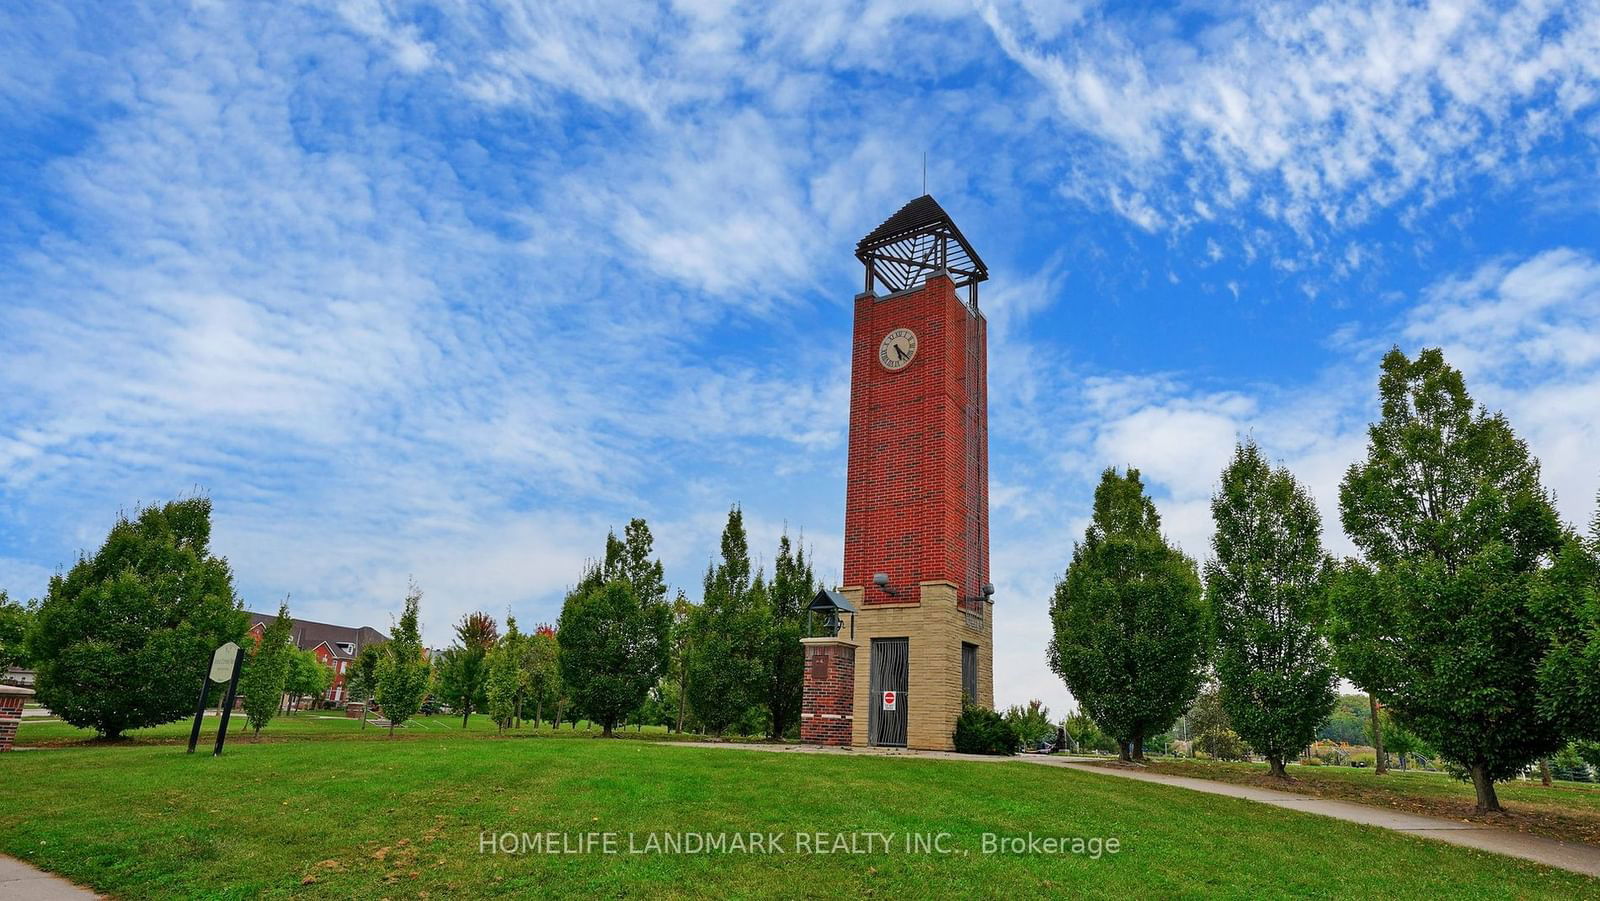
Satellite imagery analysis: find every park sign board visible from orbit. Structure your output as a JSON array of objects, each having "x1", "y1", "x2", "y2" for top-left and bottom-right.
[
  {"x1": 209, "y1": 642, "x2": 241, "y2": 683},
  {"x1": 189, "y1": 640, "x2": 245, "y2": 755}
]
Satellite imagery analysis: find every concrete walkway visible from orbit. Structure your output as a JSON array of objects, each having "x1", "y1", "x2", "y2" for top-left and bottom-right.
[
  {"x1": 1043, "y1": 760, "x2": 1600, "y2": 879},
  {"x1": 0, "y1": 855, "x2": 98, "y2": 899},
  {"x1": 671, "y1": 741, "x2": 1600, "y2": 879}
]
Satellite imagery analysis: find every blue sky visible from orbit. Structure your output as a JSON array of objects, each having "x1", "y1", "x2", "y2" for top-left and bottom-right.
[{"x1": 3, "y1": 1, "x2": 1598, "y2": 715}]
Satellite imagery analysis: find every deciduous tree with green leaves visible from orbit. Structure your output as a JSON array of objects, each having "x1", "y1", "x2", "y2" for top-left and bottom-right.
[
  {"x1": 525, "y1": 625, "x2": 559, "y2": 728},
  {"x1": 1187, "y1": 683, "x2": 1250, "y2": 761},
  {"x1": 557, "y1": 528, "x2": 671, "y2": 736},
  {"x1": 376, "y1": 583, "x2": 429, "y2": 736},
  {"x1": 240, "y1": 602, "x2": 293, "y2": 737},
  {"x1": 345, "y1": 641, "x2": 385, "y2": 729},
  {"x1": 437, "y1": 611, "x2": 497, "y2": 727},
  {"x1": 1003, "y1": 699, "x2": 1056, "y2": 747},
  {"x1": 26, "y1": 498, "x2": 246, "y2": 739},
  {"x1": 1048, "y1": 468, "x2": 1206, "y2": 762},
  {"x1": 766, "y1": 531, "x2": 816, "y2": 740},
  {"x1": 1206, "y1": 441, "x2": 1338, "y2": 778},
  {"x1": 1368, "y1": 706, "x2": 1433, "y2": 770},
  {"x1": 1535, "y1": 490, "x2": 1600, "y2": 753},
  {"x1": 1329, "y1": 347, "x2": 1581, "y2": 812},
  {"x1": 686, "y1": 506, "x2": 773, "y2": 735},
  {"x1": 0, "y1": 590, "x2": 35, "y2": 672},
  {"x1": 284, "y1": 646, "x2": 333, "y2": 712},
  {"x1": 484, "y1": 617, "x2": 524, "y2": 731},
  {"x1": 606, "y1": 519, "x2": 667, "y2": 607}
]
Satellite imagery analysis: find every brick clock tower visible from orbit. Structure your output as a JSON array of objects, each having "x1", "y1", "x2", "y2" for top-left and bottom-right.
[{"x1": 801, "y1": 195, "x2": 995, "y2": 751}]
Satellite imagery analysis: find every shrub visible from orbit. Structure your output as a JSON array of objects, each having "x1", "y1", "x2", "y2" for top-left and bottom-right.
[{"x1": 954, "y1": 705, "x2": 1018, "y2": 756}]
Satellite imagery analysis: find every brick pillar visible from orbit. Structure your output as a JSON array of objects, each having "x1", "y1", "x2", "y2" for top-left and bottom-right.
[
  {"x1": 800, "y1": 637, "x2": 857, "y2": 746},
  {"x1": 0, "y1": 685, "x2": 34, "y2": 751}
]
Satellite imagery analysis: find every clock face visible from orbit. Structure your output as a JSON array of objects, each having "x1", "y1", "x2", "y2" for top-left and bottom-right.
[{"x1": 878, "y1": 328, "x2": 918, "y2": 371}]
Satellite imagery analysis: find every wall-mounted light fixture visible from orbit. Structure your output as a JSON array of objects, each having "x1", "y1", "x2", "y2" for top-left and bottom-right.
[{"x1": 872, "y1": 572, "x2": 898, "y2": 597}]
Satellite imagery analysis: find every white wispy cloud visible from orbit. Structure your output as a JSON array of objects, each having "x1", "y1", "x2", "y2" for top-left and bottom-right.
[{"x1": 981, "y1": 0, "x2": 1600, "y2": 237}]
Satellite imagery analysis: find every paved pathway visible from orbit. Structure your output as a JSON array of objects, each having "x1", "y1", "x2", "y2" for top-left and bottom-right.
[
  {"x1": 0, "y1": 855, "x2": 98, "y2": 899},
  {"x1": 671, "y1": 741, "x2": 1600, "y2": 879},
  {"x1": 1042, "y1": 760, "x2": 1600, "y2": 878}
]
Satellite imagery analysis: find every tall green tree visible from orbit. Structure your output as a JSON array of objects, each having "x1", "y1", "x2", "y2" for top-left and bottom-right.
[
  {"x1": 1535, "y1": 491, "x2": 1600, "y2": 750},
  {"x1": 604, "y1": 519, "x2": 667, "y2": 606},
  {"x1": 27, "y1": 498, "x2": 246, "y2": 739},
  {"x1": 284, "y1": 647, "x2": 333, "y2": 712},
  {"x1": 1206, "y1": 442, "x2": 1338, "y2": 778},
  {"x1": 1048, "y1": 468, "x2": 1206, "y2": 761},
  {"x1": 668, "y1": 591, "x2": 695, "y2": 732},
  {"x1": 484, "y1": 618, "x2": 523, "y2": 732},
  {"x1": 1329, "y1": 347, "x2": 1580, "y2": 812},
  {"x1": 686, "y1": 506, "x2": 773, "y2": 735},
  {"x1": 525, "y1": 625, "x2": 560, "y2": 728},
  {"x1": 766, "y1": 531, "x2": 816, "y2": 739},
  {"x1": 437, "y1": 611, "x2": 497, "y2": 727},
  {"x1": 557, "y1": 570, "x2": 669, "y2": 736},
  {"x1": 345, "y1": 641, "x2": 385, "y2": 729},
  {"x1": 376, "y1": 582, "x2": 429, "y2": 736},
  {"x1": 0, "y1": 591, "x2": 36, "y2": 672},
  {"x1": 239, "y1": 602, "x2": 293, "y2": 737}
]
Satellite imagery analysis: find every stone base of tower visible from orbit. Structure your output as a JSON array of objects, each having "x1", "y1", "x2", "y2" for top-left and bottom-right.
[
  {"x1": 843, "y1": 582, "x2": 994, "y2": 751},
  {"x1": 799, "y1": 638, "x2": 857, "y2": 746}
]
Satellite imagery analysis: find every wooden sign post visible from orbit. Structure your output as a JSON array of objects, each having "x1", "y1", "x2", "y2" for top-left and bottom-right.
[{"x1": 187, "y1": 642, "x2": 243, "y2": 755}]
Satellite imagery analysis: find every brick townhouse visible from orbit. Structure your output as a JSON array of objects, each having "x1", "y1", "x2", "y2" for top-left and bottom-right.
[{"x1": 246, "y1": 612, "x2": 388, "y2": 707}]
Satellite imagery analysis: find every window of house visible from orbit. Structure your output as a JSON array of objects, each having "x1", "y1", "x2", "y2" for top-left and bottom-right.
[{"x1": 961, "y1": 643, "x2": 978, "y2": 705}]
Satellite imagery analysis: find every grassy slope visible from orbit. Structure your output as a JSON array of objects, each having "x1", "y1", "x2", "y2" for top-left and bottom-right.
[
  {"x1": 1118, "y1": 759, "x2": 1600, "y2": 845},
  {"x1": 0, "y1": 733, "x2": 1593, "y2": 899}
]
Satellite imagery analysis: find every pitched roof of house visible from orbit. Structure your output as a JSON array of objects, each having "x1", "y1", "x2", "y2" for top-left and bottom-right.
[{"x1": 246, "y1": 611, "x2": 388, "y2": 660}]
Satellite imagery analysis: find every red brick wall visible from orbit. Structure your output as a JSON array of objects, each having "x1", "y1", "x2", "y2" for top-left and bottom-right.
[
  {"x1": 842, "y1": 272, "x2": 989, "y2": 607},
  {"x1": 0, "y1": 695, "x2": 24, "y2": 751},
  {"x1": 800, "y1": 642, "x2": 856, "y2": 746}
]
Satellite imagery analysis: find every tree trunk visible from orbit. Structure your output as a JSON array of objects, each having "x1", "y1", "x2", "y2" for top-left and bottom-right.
[
  {"x1": 462, "y1": 705, "x2": 470, "y2": 729},
  {"x1": 1469, "y1": 763, "x2": 1501, "y2": 813},
  {"x1": 360, "y1": 702, "x2": 368, "y2": 729},
  {"x1": 535, "y1": 698, "x2": 543, "y2": 730},
  {"x1": 603, "y1": 720, "x2": 614, "y2": 738},
  {"x1": 1540, "y1": 758, "x2": 1553, "y2": 787},
  {"x1": 1369, "y1": 694, "x2": 1387, "y2": 775},
  {"x1": 388, "y1": 720, "x2": 395, "y2": 738},
  {"x1": 1132, "y1": 729, "x2": 1146, "y2": 762},
  {"x1": 1118, "y1": 739, "x2": 1133, "y2": 763},
  {"x1": 1268, "y1": 755, "x2": 1288, "y2": 779}
]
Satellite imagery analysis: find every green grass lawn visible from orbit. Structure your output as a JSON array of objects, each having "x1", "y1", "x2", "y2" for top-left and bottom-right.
[
  {"x1": 1, "y1": 732, "x2": 1594, "y2": 898},
  {"x1": 1116, "y1": 758, "x2": 1600, "y2": 845}
]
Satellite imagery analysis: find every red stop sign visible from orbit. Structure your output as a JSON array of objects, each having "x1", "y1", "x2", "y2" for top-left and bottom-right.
[{"x1": 882, "y1": 691, "x2": 897, "y2": 710}]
